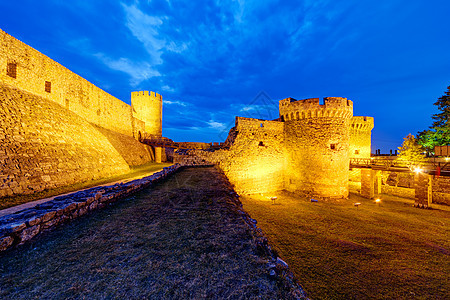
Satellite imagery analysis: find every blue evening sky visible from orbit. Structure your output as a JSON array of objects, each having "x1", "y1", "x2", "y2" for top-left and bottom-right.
[{"x1": 1, "y1": 0, "x2": 449, "y2": 152}]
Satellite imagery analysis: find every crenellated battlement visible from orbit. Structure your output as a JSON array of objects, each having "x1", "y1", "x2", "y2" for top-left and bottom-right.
[
  {"x1": 350, "y1": 116, "x2": 374, "y2": 131},
  {"x1": 131, "y1": 90, "x2": 162, "y2": 100},
  {"x1": 279, "y1": 97, "x2": 353, "y2": 121}
]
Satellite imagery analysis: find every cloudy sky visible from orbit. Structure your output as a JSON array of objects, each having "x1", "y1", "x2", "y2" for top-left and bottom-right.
[{"x1": 1, "y1": 0, "x2": 449, "y2": 152}]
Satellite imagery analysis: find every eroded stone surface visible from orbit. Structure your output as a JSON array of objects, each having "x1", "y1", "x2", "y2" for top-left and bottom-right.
[
  {"x1": 0, "y1": 236, "x2": 13, "y2": 251},
  {"x1": 19, "y1": 225, "x2": 40, "y2": 243}
]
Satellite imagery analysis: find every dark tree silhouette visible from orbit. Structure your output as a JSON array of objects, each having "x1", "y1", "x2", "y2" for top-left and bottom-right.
[{"x1": 417, "y1": 86, "x2": 450, "y2": 154}]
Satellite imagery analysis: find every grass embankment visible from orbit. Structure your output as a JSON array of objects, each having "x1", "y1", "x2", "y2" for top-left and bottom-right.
[
  {"x1": 0, "y1": 167, "x2": 297, "y2": 299},
  {"x1": 240, "y1": 192, "x2": 450, "y2": 299},
  {"x1": 0, "y1": 162, "x2": 172, "y2": 210}
]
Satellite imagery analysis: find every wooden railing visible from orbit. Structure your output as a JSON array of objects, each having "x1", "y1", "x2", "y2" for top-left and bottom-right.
[{"x1": 350, "y1": 157, "x2": 450, "y2": 173}]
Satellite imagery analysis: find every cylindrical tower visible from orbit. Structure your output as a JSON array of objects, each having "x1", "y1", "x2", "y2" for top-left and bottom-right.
[
  {"x1": 349, "y1": 116, "x2": 374, "y2": 158},
  {"x1": 131, "y1": 91, "x2": 162, "y2": 137},
  {"x1": 280, "y1": 97, "x2": 353, "y2": 199}
]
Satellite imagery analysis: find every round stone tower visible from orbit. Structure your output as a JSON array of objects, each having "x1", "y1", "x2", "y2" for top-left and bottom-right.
[
  {"x1": 280, "y1": 97, "x2": 353, "y2": 199},
  {"x1": 131, "y1": 91, "x2": 162, "y2": 137}
]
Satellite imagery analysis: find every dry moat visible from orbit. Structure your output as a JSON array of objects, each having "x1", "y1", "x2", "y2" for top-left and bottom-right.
[{"x1": 0, "y1": 167, "x2": 305, "y2": 299}]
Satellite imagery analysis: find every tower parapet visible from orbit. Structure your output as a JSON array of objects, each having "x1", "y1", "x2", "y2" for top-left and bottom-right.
[
  {"x1": 279, "y1": 97, "x2": 353, "y2": 121},
  {"x1": 131, "y1": 90, "x2": 162, "y2": 138}
]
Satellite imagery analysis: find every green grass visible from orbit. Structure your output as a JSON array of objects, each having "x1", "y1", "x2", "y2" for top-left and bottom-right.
[
  {"x1": 0, "y1": 167, "x2": 298, "y2": 299},
  {"x1": 0, "y1": 162, "x2": 172, "y2": 210},
  {"x1": 240, "y1": 192, "x2": 450, "y2": 299}
]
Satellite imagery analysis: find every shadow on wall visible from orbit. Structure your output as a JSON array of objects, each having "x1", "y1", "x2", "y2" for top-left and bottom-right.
[{"x1": 92, "y1": 124, "x2": 155, "y2": 166}]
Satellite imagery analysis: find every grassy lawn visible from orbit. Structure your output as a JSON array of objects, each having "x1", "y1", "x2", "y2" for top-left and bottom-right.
[
  {"x1": 0, "y1": 162, "x2": 172, "y2": 210},
  {"x1": 0, "y1": 167, "x2": 298, "y2": 299},
  {"x1": 240, "y1": 192, "x2": 450, "y2": 299}
]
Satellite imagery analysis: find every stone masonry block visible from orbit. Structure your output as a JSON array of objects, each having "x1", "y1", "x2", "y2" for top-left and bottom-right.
[
  {"x1": 19, "y1": 225, "x2": 40, "y2": 243},
  {"x1": 41, "y1": 211, "x2": 57, "y2": 223},
  {"x1": 0, "y1": 236, "x2": 14, "y2": 251}
]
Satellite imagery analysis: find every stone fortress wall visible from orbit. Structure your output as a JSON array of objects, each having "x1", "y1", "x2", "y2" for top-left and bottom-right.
[
  {"x1": 175, "y1": 97, "x2": 373, "y2": 199},
  {"x1": 0, "y1": 29, "x2": 163, "y2": 199},
  {"x1": 174, "y1": 117, "x2": 286, "y2": 194},
  {"x1": 0, "y1": 29, "x2": 162, "y2": 139},
  {"x1": 0, "y1": 84, "x2": 130, "y2": 197},
  {"x1": 221, "y1": 118, "x2": 286, "y2": 194}
]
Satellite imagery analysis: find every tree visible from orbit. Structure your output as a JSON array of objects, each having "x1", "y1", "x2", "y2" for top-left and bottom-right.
[
  {"x1": 397, "y1": 134, "x2": 425, "y2": 163},
  {"x1": 417, "y1": 86, "x2": 450, "y2": 154}
]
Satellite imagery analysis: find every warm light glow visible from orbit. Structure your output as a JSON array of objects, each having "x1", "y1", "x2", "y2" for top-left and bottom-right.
[
  {"x1": 375, "y1": 199, "x2": 381, "y2": 203},
  {"x1": 445, "y1": 157, "x2": 450, "y2": 162},
  {"x1": 270, "y1": 196, "x2": 277, "y2": 205},
  {"x1": 413, "y1": 166, "x2": 423, "y2": 174},
  {"x1": 227, "y1": 157, "x2": 285, "y2": 195}
]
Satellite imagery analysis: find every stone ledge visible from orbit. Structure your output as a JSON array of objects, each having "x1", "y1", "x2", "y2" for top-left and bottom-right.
[{"x1": 0, "y1": 164, "x2": 181, "y2": 253}]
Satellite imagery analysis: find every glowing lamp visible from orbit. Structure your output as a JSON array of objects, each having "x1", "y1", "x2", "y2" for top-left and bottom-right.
[
  {"x1": 413, "y1": 167, "x2": 423, "y2": 174},
  {"x1": 270, "y1": 196, "x2": 277, "y2": 205},
  {"x1": 354, "y1": 202, "x2": 361, "y2": 208}
]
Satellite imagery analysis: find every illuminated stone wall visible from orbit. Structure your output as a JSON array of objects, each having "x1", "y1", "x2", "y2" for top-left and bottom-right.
[
  {"x1": 432, "y1": 176, "x2": 450, "y2": 205},
  {"x1": 351, "y1": 169, "x2": 450, "y2": 205},
  {"x1": 281, "y1": 97, "x2": 353, "y2": 199},
  {"x1": 219, "y1": 118, "x2": 285, "y2": 194},
  {"x1": 0, "y1": 29, "x2": 160, "y2": 138},
  {"x1": 0, "y1": 83, "x2": 130, "y2": 198},
  {"x1": 349, "y1": 116, "x2": 374, "y2": 158},
  {"x1": 174, "y1": 117, "x2": 285, "y2": 194},
  {"x1": 93, "y1": 125, "x2": 155, "y2": 166},
  {"x1": 176, "y1": 98, "x2": 374, "y2": 199}
]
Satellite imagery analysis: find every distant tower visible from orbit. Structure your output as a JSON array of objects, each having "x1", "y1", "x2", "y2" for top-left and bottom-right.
[
  {"x1": 131, "y1": 91, "x2": 162, "y2": 137},
  {"x1": 280, "y1": 97, "x2": 353, "y2": 199},
  {"x1": 349, "y1": 116, "x2": 374, "y2": 158}
]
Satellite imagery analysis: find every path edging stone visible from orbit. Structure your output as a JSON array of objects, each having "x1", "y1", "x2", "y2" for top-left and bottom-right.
[{"x1": 222, "y1": 181, "x2": 309, "y2": 299}]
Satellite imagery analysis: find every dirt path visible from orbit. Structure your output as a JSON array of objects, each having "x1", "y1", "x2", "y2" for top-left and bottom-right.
[{"x1": 0, "y1": 167, "x2": 302, "y2": 299}]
